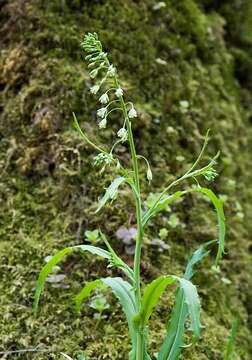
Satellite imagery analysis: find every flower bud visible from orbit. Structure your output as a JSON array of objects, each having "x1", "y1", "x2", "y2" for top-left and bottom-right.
[{"x1": 147, "y1": 167, "x2": 153, "y2": 183}]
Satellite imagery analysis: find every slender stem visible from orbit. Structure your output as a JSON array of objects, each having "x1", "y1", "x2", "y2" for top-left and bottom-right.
[
  {"x1": 110, "y1": 72, "x2": 144, "y2": 359},
  {"x1": 73, "y1": 112, "x2": 107, "y2": 154}
]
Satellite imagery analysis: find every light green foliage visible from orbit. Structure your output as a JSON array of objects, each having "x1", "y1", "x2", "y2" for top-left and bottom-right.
[
  {"x1": 89, "y1": 295, "x2": 110, "y2": 313},
  {"x1": 32, "y1": 33, "x2": 229, "y2": 360},
  {"x1": 34, "y1": 245, "x2": 111, "y2": 315},
  {"x1": 75, "y1": 279, "x2": 103, "y2": 312},
  {"x1": 96, "y1": 177, "x2": 126, "y2": 213},
  {"x1": 159, "y1": 228, "x2": 168, "y2": 240},
  {"x1": 168, "y1": 214, "x2": 180, "y2": 229},
  {"x1": 224, "y1": 320, "x2": 238, "y2": 360},
  {"x1": 85, "y1": 229, "x2": 100, "y2": 244},
  {"x1": 158, "y1": 245, "x2": 209, "y2": 360}
]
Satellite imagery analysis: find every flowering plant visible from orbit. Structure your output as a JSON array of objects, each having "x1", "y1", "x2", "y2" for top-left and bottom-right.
[{"x1": 33, "y1": 33, "x2": 225, "y2": 360}]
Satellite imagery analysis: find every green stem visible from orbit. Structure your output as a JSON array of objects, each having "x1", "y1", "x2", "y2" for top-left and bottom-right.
[{"x1": 111, "y1": 75, "x2": 144, "y2": 359}]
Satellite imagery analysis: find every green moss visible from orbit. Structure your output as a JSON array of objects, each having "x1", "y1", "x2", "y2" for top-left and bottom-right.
[{"x1": 0, "y1": 0, "x2": 252, "y2": 359}]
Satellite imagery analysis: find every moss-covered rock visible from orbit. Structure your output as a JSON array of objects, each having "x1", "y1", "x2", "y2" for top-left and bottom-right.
[{"x1": 0, "y1": 0, "x2": 251, "y2": 359}]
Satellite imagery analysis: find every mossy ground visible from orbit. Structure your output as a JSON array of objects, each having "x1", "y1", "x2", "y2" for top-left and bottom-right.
[{"x1": 0, "y1": 0, "x2": 252, "y2": 359}]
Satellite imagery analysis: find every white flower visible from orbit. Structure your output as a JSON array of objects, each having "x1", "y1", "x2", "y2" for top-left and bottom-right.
[
  {"x1": 107, "y1": 65, "x2": 116, "y2": 76},
  {"x1": 117, "y1": 128, "x2": 128, "y2": 142},
  {"x1": 115, "y1": 87, "x2": 123, "y2": 98},
  {"x1": 98, "y1": 118, "x2": 107, "y2": 129},
  {"x1": 128, "y1": 107, "x2": 137, "y2": 118},
  {"x1": 99, "y1": 93, "x2": 109, "y2": 104},
  {"x1": 90, "y1": 85, "x2": 100, "y2": 94},
  {"x1": 147, "y1": 167, "x2": 153, "y2": 182},
  {"x1": 97, "y1": 107, "x2": 107, "y2": 118}
]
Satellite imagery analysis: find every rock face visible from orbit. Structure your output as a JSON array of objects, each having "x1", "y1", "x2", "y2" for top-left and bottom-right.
[{"x1": 0, "y1": 1, "x2": 251, "y2": 359}]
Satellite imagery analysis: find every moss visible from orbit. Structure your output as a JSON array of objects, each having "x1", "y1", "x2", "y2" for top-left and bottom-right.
[{"x1": 0, "y1": 0, "x2": 252, "y2": 359}]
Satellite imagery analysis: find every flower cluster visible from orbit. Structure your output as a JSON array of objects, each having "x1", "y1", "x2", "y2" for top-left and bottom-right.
[
  {"x1": 203, "y1": 167, "x2": 218, "y2": 182},
  {"x1": 93, "y1": 153, "x2": 114, "y2": 167},
  {"x1": 81, "y1": 33, "x2": 138, "y2": 155}
]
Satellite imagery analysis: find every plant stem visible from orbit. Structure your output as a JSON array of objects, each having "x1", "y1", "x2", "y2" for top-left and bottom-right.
[{"x1": 111, "y1": 74, "x2": 144, "y2": 359}]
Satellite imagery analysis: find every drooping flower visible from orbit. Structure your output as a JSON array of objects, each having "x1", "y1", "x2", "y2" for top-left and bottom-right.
[
  {"x1": 107, "y1": 65, "x2": 116, "y2": 76},
  {"x1": 117, "y1": 128, "x2": 128, "y2": 142},
  {"x1": 97, "y1": 107, "x2": 107, "y2": 118},
  {"x1": 128, "y1": 107, "x2": 137, "y2": 118},
  {"x1": 90, "y1": 85, "x2": 100, "y2": 94},
  {"x1": 98, "y1": 118, "x2": 107, "y2": 129},
  {"x1": 115, "y1": 87, "x2": 123, "y2": 98},
  {"x1": 99, "y1": 93, "x2": 109, "y2": 104}
]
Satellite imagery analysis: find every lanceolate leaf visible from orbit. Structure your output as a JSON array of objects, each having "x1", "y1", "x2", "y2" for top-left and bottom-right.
[
  {"x1": 76, "y1": 244, "x2": 110, "y2": 259},
  {"x1": 75, "y1": 277, "x2": 138, "y2": 354},
  {"x1": 138, "y1": 276, "x2": 175, "y2": 326},
  {"x1": 143, "y1": 187, "x2": 225, "y2": 265},
  {"x1": 178, "y1": 278, "x2": 201, "y2": 338},
  {"x1": 158, "y1": 245, "x2": 209, "y2": 360},
  {"x1": 75, "y1": 279, "x2": 103, "y2": 312},
  {"x1": 187, "y1": 187, "x2": 225, "y2": 265},
  {"x1": 157, "y1": 289, "x2": 187, "y2": 360},
  {"x1": 101, "y1": 277, "x2": 137, "y2": 350},
  {"x1": 33, "y1": 245, "x2": 110, "y2": 315},
  {"x1": 95, "y1": 177, "x2": 126, "y2": 213},
  {"x1": 184, "y1": 245, "x2": 210, "y2": 280},
  {"x1": 142, "y1": 191, "x2": 185, "y2": 227},
  {"x1": 137, "y1": 275, "x2": 201, "y2": 358},
  {"x1": 224, "y1": 320, "x2": 238, "y2": 360}
]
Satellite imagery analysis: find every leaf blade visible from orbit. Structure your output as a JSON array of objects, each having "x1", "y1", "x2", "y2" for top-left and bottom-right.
[
  {"x1": 33, "y1": 245, "x2": 111, "y2": 315},
  {"x1": 188, "y1": 187, "x2": 225, "y2": 265},
  {"x1": 75, "y1": 279, "x2": 103, "y2": 312},
  {"x1": 33, "y1": 247, "x2": 72, "y2": 315},
  {"x1": 139, "y1": 275, "x2": 175, "y2": 326},
  {"x1": 158, "y1": 245, "x2": 209, "y2": 360},
  {"x1": 101, "y1": 277, "x2": 137, "y2": 351},
  {"x1": 96, "y1": 177, "x2": 125, "y2": 213}
]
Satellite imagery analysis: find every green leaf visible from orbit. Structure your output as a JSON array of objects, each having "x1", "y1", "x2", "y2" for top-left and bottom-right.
[
  {"x1": 178, "y1": 278, "x2": 201, "y2": 338},
  {"x1": 85, "y1": 229, "x2": 100, "y2": 244},
  {"x1": 138, "y1": 275, "x2": 200, "y2": 336},
  {"x1": 101, "y1": 277, "x2": 137, "y2": 351},
  {"x1": 100, "y1": 231, "x2": 135, "y2": 282},
  {"x1": 96, "y1": 177, "x2": 125, "y2": 213},
  {"x1": 75, "y1": 279, "x2": 103, "y2": 312},
  {"x1": 188, "y1": 187, "x2": 225, "y2": 265},
  {"x1": 184, "y1": 245, "x2": 210, "y2": 280},
  {"x1": 224, "y1": 320, "x2": 238, "y2": 360},
  {"x1": 142, "y1": 191, "x2": 184, "y2": 227},
  {"x1": 157, "y1": 288, "x2": 187, "y2": 360},
  {"x1": 143, "y1": 186, "x2": 225, "y2": 265},
  {"x1": 138, "y1": 275, "x2": 175, "y2": 326},
  {"x1": 76, "y1": 244, "x2": 110, "y2": 259},
  {"x1": 158, "y1": 245, "x2": 209, "y2": 360},
  {"x1": 33, "y1": 245, "x2": 110, "y2": 315},
  {"x1": 137, "y1": 274, "x2": 201, "y2": 359}
]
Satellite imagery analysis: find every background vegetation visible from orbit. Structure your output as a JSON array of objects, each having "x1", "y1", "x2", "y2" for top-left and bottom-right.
[{"x1": 0, "y1": 0, "x2": 252, "y2": 359}]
